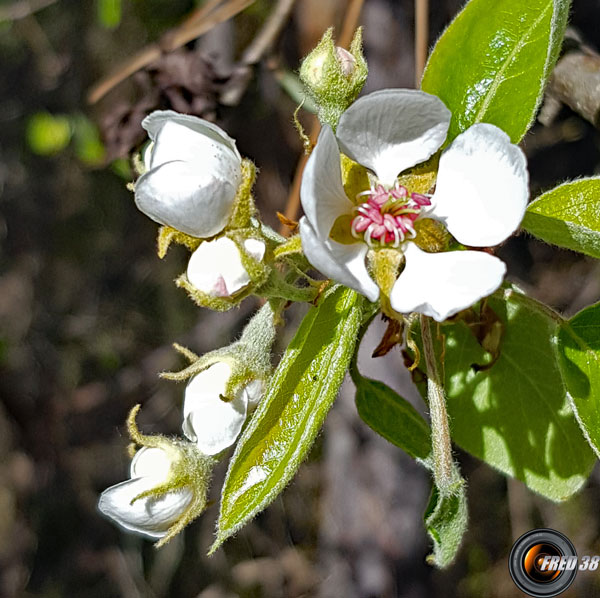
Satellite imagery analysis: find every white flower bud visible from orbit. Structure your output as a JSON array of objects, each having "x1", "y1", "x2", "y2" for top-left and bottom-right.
[
  {"x1": 98, "y1": 447, "x2": 193, "y2": 540},
  {"x1": 186, "y1": 236, "x2": 266, "y2": 298},
  {"x1": 134, "y1": 110, "x2": 242, "y2": 238},
  {"x1": 183, "y1": 362, "x2": 264, "y2": 455}
]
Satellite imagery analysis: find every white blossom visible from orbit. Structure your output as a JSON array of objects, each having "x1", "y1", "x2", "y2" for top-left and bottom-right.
[
  {"x1": 135, "y1": 110, "x2": 242, "y2": 238},
  {"x1": 186, "y1": 237, "x2": 266, "y2": 297},
  {"x1": 183, "y1": 362, "x2": 264, "y2": 455},
  {"x1": 98, "y1": 447, "x2": 192, "y2": 540},
  {"x1": 299, "y1": 89, "x2": 529, "y2": 321}
]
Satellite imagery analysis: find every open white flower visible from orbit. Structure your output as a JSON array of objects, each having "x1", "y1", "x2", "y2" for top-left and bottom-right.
[
  {"x1": 183, "y1": 362, "x2": 264, "y2": 455},
  {"x1": 98, "y1": 446, "x2": 192, "y2": 540},
  {"x1": 135, "y1": 110, "x2": 242, "y2": 238},
  {"x1": 299, "y1": 89, "x2": 529, "y2": 322},
  {"x1": 187, "y1": 237, "x2": 266, "y2": 297}
]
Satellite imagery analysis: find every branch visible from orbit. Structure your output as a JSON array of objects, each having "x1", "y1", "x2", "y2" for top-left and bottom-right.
[
  {"x1": 87, "y1": 0, "x2": 254, "y2": 104},
  {"x1": 540, "y1": 29, "x2": 600, "y2": 128},
  {"x1": 414, "y1": 0, "x2": 429, "y2": 87},
  {"x1": 220, "y1": 0, "x2": 298, "y2": 106}
]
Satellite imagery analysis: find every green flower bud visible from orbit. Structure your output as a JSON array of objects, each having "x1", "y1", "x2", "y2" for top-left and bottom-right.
[{"x1": 299, "y1": 28, "x2": 368, "y2": 129}]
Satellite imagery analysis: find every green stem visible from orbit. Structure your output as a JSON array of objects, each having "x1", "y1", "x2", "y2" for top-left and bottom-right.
[
  {"x1": 259, "y1": 270, "x2": 319, "y2": 303},
  {"x1": 420, "y1": 314, "x2": 455, "y2": 492}
]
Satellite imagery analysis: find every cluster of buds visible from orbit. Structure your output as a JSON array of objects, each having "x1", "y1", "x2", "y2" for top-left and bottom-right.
[
  {"x1": 99, "y1": 108, "x2": 312, "y2": 543},
  {"x1": 99, "y1": 303, "x2": 276, "y2": 543}
]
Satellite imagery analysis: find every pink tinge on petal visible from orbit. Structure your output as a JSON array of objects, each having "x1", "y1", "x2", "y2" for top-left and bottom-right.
[{"x1": 212, "y1": 276, "x2": 229, "y2": 297}]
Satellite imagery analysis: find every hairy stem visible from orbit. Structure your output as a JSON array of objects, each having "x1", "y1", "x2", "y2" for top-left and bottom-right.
[{"x1": 420, "y1": 314, "x2": 454, "y2": 491}]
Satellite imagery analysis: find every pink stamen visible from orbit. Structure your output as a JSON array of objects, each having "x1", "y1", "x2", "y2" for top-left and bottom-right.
[
  {"x1": 349, "y1": 184, "x2": 431, "y2": 248},
  {"x1": 411, "y1": 192, "x2": 431, "y2": 207}
]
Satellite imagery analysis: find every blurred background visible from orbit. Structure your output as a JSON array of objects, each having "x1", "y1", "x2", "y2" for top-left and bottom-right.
[{"x1": 1, "y1": 0, "x2": 600, "y2": 596}]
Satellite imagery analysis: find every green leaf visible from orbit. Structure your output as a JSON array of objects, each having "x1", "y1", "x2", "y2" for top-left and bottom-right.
[
  {"x1": 211, "y1": 286, "x2": 363, "y2": 552},
  {"x1": 354, "y1": 376, "x2": 431, "y2": 460},
  {"x1": 421, "y1": 0, "x2": 570, "y2": 143},
  {"x1": 522, "y1": 178, "x2": 600, "y2": 259},
  {"x1": 557, "y1": 302, "x2": 600, "y2": 457},
  {"x1": 26, "y1": 112, "x2": 72, "y2": 156},
  {"x1": 417, "y1": 289, "x2": 594, "y2": 501},
  {"x1": 424, "y1": 473, "x2": 468, "y2": 568}
]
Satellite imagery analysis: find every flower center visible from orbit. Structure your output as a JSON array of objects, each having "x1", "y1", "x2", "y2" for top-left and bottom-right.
[{"x1": 350, "y1": 183, "x2": 431, "y2": 248}]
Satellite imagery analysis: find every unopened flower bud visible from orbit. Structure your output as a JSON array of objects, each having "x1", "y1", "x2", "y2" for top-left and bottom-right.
[
  {"x1": 186, "y1": 236, "x2": 266, "y2": 298},
  {"x1": 183, "y1": 362, "x2": 265, "y2": 455},
  {"x1": 299, "y1": 28, "x2": 368, "y2": 129},
  {"x1": 134, "y1": 111, "x2": 243, "y2": 238},
  {"x1": 98, "y1": 408, "x2": 214, "y2": 547},
  {"x1": 99, "y1": 446, "x2": 193, "y2": 540}
]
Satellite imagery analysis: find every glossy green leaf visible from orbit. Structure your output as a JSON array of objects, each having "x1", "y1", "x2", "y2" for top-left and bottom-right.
[
  {"x1": 211, "y1": 286, "x2": 362, "y2": 552},
  {"x1": 424, "y1": 472, "x2": 468, "y2": 568},
  {"x1": 354, "y1": 376, "x2": 431, "y2": 460},
  {"x1": 522, "y1": 178, "x2": 600, "y2": 259},
  {"x1": 416, "y1": 289, "x2": 594, "y2": 501},
  {"x1": 557, "y1": 302, "x2": 600, "y2": 458},
  {"x1": 421, "y1": 0, "x2": 570, "y2": 143}
]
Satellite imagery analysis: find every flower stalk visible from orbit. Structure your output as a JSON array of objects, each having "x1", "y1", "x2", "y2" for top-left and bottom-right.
[{"x1": 420, "y1": 314, "x2": 456, "y2": 492}]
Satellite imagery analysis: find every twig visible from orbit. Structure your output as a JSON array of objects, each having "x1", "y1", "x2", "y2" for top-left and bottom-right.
[
  {"x1": 241, "y1": 0, "x2": 297, "y2": 65},
  {"x1": 221, "y1": 0, "x2": 298, "y2": 106},
  {"x1": 414, "y1": 0, "x2": 429, "y2": 87},
  {"x1": 338, "y1": 0, "x2": 365, "y2": 49},
  {"x1": 0, "y1": 0, "x2": 57, "y2": 21},
  {"x1": 87, "y1": 0, "x2": 254, "y2": 104},
  {"x1": 279, "y1": 0, "x2": 365, "y2": 234}
]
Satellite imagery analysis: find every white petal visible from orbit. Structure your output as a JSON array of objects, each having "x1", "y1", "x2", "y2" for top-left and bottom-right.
[
  {"x1": 148, "y1": 119, "x2": 241, "y2": 186},
  {"x1": 142, "y1": 142, "x2": 154, "y2": 172},
  {"x1": 135, "y1": 161, "x2": 237, "y2": 238},
  {"x1": 98, "y1": 476, "x2": 192, "y2": 540},
  {"x1": 187, "y1": 237, "x2": 260, "y2": 297},
  {"x1": 336, "y1": 89, "x2": 451, "y2": 186},
  {"x1": 183, "y1": 363, "x2": 248, "y2": 455},
  {"x1": 300, "y1": 125, "x2": 354, "y2": 238},
  {"x1": 142, "y1": 110, "x2": 241, "y2": 162},
  {"x1": 390, "y1": 243, "x2": 506, "y2": 322},
  {"x1": 299, "y1": 217, "x2": 379, "y2": 302},
  {"x1": 130, "y1": 447, "x2": 172, "y2": 481},
  {"x1": 243, "y1": 238, "x2": 266, "y2": 261},
  {"x1": 430, "y1": 123, "x2": 529, "y2": 247},
  {"x1": 243, "y1": 378, "x2": 265, "y2": 410}
]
